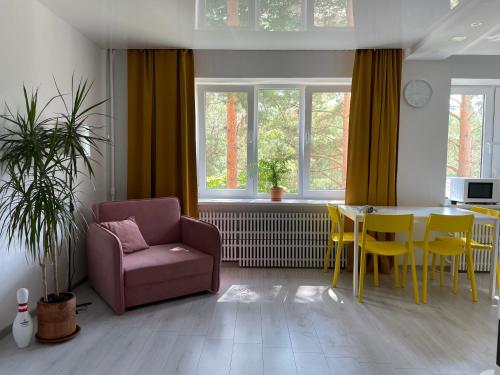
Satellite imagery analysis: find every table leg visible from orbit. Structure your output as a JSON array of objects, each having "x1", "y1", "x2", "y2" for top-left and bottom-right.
[
  {"x1": 491, "y1": 219, "x2": 499, "y2": 300},
  {"x1": 353, "y1": 218, "x2": 359, "y2": 297}
]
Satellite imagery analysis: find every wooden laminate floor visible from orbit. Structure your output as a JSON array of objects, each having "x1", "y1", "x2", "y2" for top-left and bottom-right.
[{"x1": 0, "y1": 264, "x2": 499, "y2": 375}]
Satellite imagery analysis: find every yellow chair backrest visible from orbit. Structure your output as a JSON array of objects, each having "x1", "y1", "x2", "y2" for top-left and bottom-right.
[
  {"x1": 424, "y1": 213, "x2": 474, "y2": 248},
  {"x1": 426, "y1": 214, "x2": 474, "y2": 234},
  {"x1": 363, "y1": 213, "x2": 413, "y2": 234},
  {"x1": 327, "y1": 204, "x2": 344, "y2": 233},
  {"x1": 466, "y1": 206, "x2": 500, "y2": 218}
]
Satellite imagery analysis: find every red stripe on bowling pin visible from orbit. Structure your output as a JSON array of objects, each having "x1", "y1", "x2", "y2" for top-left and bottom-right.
[{"x1": 18, "y1": 303, "x2": 28, "y2": 312}]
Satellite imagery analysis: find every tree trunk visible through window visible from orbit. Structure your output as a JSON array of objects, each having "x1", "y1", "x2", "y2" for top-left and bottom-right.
[
  {"x1": 226, "y1": 93, "x2": 238, "y2": 188},
  {"x1": 458, "y1": 95, "x2": 473, "y2": 177},
  {"x1": 225, "y1": 1, "x2": 239, "y2": 188}
]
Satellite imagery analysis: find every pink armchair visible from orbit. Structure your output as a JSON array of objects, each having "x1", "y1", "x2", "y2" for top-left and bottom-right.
[{"x1": 87, "y1": 197, "x2": 221, "y2": 314}]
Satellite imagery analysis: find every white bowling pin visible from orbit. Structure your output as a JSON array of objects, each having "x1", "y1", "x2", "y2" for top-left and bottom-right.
[{"x1": 12, "y1": 288, "x2": 33, "y2": 348}]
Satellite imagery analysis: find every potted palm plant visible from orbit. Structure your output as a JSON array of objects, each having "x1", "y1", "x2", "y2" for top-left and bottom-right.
[
  {"x1": 258, "y1": 157, "x2": 291, "y2": 201},
  {"x1": 0, "y1": 78, "x2": 108, "y2": 342}
]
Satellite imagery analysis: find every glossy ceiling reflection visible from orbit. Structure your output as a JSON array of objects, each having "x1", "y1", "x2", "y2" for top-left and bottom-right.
[{"x1": 38, "y1": 0, "x2": 500, "y2": 59}]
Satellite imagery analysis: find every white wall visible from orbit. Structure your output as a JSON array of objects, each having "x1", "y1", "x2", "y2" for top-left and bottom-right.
[
  {"x1": 0, "y1": 0, "x2": 107, "y2": 332},
  {"x1": 397, "y1": 60, "x2": 452, "y2": 206},
  {"x1": 112, "y1": 50, "x2": 128, "y2": 201},
  {"x1": 194, "y1": 50, "x2": 355, "y2": 78},
  {"x1": 398, "y1": 55, "x2": 500, "y2": 206}
]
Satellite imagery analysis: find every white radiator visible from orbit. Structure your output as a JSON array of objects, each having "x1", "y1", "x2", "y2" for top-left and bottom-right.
[{"x1": 199, "y1": 209, "x2": 345, "y2": 268}]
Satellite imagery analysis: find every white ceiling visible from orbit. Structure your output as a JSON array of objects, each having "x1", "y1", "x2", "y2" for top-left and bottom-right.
[{"x1": 38, "y1": 0, "x2": 500, "y2": 59}]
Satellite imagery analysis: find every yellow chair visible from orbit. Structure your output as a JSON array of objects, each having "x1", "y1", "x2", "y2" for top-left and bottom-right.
[
  {"x1": 324, "y1": 204, "x2": 374, "y2": 288},
  {"x1": 433, "y1": 206, "x2": 500, "y2": 291},
  {"x1": 358, "y1": 213, "x2": 419, "y2": 304},
  {"x1": 414, "y1": 214, "x2": 477, "y2": 303}
]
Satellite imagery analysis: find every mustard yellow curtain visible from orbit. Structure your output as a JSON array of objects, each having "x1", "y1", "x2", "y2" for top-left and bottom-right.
[
  {"x1": 127, "y1": 49, "x2": 198, "y2": 217},
  {"x1": 345, "y1": 49, "x2": 403, "y2": 272}
]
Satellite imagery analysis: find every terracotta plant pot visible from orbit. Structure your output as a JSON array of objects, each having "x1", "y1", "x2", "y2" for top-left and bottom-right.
[
  {"x1": 36, "y1": 292, "x2": 77, "y2": 342},
  {"x1": 270, "y1": 186, "x2": 284, "y2": 201}
]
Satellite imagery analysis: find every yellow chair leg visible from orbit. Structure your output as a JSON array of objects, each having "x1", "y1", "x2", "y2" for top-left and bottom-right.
[
  {"x1": 453, "y1": 255, "x2": 459, "y2": 294},
  {"x1": 394, "y1": 256, "x2": 400, "y2": 288},
  {"x1": 324, "y1": 237, "x2": 333, "y2": 273},
  {"x1": 440, "y1": 256, "x2": 445, "y2": 287},
  {"x1": 410, "y1": 251, "x2": 420, "y2": 304},
  {"x1": 467, "y1": 256, "x2": 472, "y2": 280},
  {"x1": 422, "y1": 251, "x2": 429, "y2": 304},
  {"x1": 402, "y1": 254, "x2": 408, "y2": 288},
  {"x1": 466, "y1": 250, "x2": 478, "y2": 302},
  {"x1": 332, "y1": 240, "x2": 343, "y2": 288},
  {"x1": 430, "y1": 253, "x2": 436, "y2": 281},
  {"x1": 373, "y1": 254, "x2": 379, "y2": 287},
  {"x1": 358, "y1": 250, "x2": 367, "y2": 303}
]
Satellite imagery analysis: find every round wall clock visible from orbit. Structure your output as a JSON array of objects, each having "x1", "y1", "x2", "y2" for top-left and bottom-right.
[{"x1": 404, "y1": 80, "x2": 432, "y2": 108}]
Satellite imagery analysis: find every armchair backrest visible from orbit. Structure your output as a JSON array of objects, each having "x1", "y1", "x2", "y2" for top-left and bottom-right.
[{"x1": 93, "y1": 197, "x2": 181, "y2": 245}]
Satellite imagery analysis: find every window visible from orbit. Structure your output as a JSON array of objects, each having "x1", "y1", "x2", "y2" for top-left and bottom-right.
[
  {"x1": 204, "y1": 91, "x2": 248, "y2": 189},
  {"x1": 308, "y1": 90, "x2": 350, "y2": 190},
  {"x1": 257, "y1": 88, "x2": 300, "y2": 193},
  {"x1": 446, "y1": 87, "x2": 495, "y2": 179},
  {"x1": 197, "y1": 82, "x2": 351, "y2": 199}
]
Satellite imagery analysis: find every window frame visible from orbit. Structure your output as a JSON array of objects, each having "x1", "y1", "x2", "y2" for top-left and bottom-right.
[
  {"x1": 197, "y1": 84, "x2": 255, "y2": 198},
  {"x1": 196, "y1": 81, "x2": 351, "y2": 200},
  {"x1": 304, "y1": 85, "x2": 351, "y2": 199},
  {"x1": 448, "y1": 86, "x2": 495, "y2": 179},
  {"x1": 254, "y1": 84, "x2": 304, "y2": 198}
]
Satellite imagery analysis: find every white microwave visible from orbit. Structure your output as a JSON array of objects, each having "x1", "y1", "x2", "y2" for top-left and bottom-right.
[{"x1": 446, "y1": 177, "x2": 500, "y2": 204}]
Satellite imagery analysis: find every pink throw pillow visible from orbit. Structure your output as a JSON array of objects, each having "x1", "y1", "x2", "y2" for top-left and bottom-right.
[{"x1": 99, "y1": 216, "x2": 149, "y2": 253}]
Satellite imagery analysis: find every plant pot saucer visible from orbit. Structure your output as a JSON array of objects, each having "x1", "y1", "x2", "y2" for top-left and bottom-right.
[{"x1": 36, "y1": 325, "x2": 80, "y2": 344}]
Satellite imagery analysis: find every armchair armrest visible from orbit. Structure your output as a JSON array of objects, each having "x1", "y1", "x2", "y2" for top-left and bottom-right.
[
  {"x1": 87, "y1": 223, "x2": 125, "y2": 314},
  {"x1": 181, "y1": 216, "x2": 221, "y2": 292}
]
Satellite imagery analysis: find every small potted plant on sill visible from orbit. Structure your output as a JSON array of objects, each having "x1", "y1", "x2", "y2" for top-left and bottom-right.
[
  {"x1": 258, "y1": 157, "x2": 291, "y2": 201},
  {"x1": 0, "y1": 78, "x2": 108, "y2": 343}
]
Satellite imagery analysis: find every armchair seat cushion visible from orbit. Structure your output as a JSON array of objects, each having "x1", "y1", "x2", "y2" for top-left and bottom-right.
[{"x1": 123, "y1": 243, "x2": 214, "y2": 288}]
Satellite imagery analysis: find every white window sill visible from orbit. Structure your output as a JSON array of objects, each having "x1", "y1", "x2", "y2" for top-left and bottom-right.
[{"x1": 198, "y1": 198, "x2": 344, "y2": 207}]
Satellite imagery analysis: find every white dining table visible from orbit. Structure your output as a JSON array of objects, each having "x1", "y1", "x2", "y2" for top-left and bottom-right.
[{"x1": 337, "y1": 205, "x2": 500, "y2": 300}]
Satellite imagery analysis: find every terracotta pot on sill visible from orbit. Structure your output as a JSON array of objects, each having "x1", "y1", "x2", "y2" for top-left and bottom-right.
[
  {"x1": 270, "y1": 186, "x2": 284, "y2": 201},
  {"x1": 36, "y1": 292, "x2": 78, "y2": 343}
]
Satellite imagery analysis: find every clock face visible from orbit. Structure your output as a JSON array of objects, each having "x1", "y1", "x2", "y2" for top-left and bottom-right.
[{"x1": 404, "y1": 80, "x2": 432, "y2": 108}]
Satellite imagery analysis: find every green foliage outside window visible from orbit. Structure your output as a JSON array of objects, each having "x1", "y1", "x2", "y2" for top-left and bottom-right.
[
  {"x1": 446, "y1": 94, "x2": 484, "y2": 178},
  {"x1": 310, "y1": 92, "x2": 349, "y2": 190},
  {"x1": 257, "y1": 89, "x2": 299, "y2": 193},
  {"x1": 205, "y1": 91, "x2": 248, "y2": 189}
]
